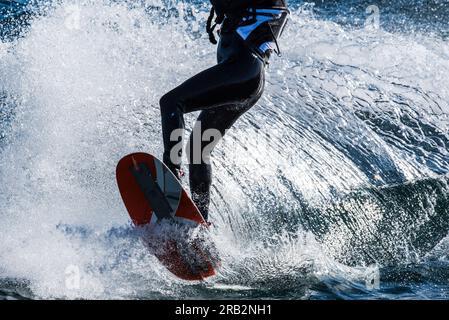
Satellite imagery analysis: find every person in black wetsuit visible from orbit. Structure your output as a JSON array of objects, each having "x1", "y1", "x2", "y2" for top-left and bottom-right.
[{"x1": 159, "y1": 0, "x2": 289, "y2": 221}]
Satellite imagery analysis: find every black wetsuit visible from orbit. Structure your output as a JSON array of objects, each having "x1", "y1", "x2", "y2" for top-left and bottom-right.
[{"x1": 159, "y1": 1, "x2": 288, "y2": 221}]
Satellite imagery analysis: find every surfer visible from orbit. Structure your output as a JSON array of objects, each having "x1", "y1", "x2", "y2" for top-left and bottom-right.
[{"x1": 159, "y1": 0, "x2": 289, "y2": 221}]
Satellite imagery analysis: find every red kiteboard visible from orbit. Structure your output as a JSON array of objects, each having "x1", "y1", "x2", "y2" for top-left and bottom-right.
[{"x1": 116, "y1": 152, "x2": 218, "y2": 281}]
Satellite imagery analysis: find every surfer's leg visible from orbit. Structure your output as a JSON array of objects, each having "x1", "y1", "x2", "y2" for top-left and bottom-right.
[
  {"x1": 159, "y1": 31, "x2": 264, "y2": 219},
  {"x1": 187, "y1": 92, "x2": 263, "y2": 220},
  {"x1": 159, "y1": 51, "x2": 263, "y2": 177}
]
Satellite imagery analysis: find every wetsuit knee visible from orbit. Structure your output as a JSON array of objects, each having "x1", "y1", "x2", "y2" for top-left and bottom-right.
[{"x1": 159, "y1": 91, "x2": 180, "y2": 115}]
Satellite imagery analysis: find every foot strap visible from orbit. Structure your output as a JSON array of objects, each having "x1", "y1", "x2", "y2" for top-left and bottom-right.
[{"x1": 130, "y1": 162, "x2": 174, "y2": 221}]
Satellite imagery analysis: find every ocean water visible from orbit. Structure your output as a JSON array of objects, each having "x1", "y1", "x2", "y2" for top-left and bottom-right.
[{"x1": 0, "y1": 0, "x2": 449, "y2": 300}]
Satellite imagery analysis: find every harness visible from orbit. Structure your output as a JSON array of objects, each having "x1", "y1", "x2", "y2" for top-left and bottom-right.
[{"x1": 206, "y1": 0, "x2": 290, "y2": 62}]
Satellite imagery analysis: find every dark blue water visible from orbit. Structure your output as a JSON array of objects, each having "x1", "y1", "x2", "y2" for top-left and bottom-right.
[{"x1": 1, "y1": 0, "x2": 449, "y2": 300}]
